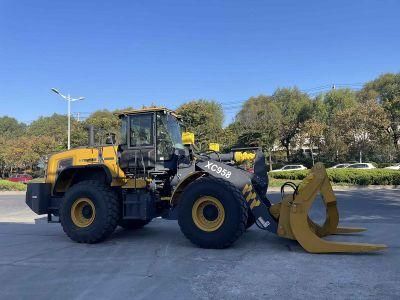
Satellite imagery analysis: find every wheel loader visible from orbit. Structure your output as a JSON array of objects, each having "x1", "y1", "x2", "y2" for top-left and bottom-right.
[{"x1": 26, "y1": 107, "x2": 386, "y2": 253}]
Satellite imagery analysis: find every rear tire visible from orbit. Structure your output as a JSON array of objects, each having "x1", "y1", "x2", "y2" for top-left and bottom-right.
[
  {"x1": 60, "y1": 180, "x2": 120, "y2": 243},
  {"x1": 118, "y1": 219, "x2": 150, "y2": 230},
  {"x1": 178, "y1": 176, "x2": 247, "y2": 249}
]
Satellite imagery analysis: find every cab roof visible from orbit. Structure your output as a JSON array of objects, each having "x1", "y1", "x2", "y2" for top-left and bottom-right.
[{"x1": 116, "y1": 107, "x2": 181, "y2": 119}]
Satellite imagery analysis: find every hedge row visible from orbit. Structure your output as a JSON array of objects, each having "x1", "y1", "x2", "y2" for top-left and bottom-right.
[
  {"x1": 0, "y1": 180, "x2": 26, "y2": 191},
  {"x1": 269, "y1": 169, "x2": 400, "y2": 185}
]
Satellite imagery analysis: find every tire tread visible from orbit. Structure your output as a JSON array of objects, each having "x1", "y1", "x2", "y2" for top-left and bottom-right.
[
  {"x1": 60, "y1": 180, "x2": 120, "y2": 243},
  {"x1": 178, "y1": 176, "x2": 247, "y2": 249}
]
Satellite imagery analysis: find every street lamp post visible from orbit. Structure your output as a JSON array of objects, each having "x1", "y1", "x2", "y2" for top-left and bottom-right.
[{"x1": 51, "y1": 88, "x2": 85, "y2": 150}]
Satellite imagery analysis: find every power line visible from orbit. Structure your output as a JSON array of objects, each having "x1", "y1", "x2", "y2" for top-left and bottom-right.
[{"x1": 219, "y1": 82, "x2": 365, "y2": 115}]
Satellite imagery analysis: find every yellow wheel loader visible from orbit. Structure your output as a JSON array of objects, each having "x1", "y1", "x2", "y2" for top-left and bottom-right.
[{"x1": 26, "y1": 107, "x2": 386, "y2": 253}]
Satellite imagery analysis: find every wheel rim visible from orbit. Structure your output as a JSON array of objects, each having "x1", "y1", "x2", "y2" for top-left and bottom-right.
[
  {"x1": 71, "y1": 198, "x2": 96, "y2": 228},
  {"x1": 192, "y1": 196, "x2": 225, "y2": 232}
]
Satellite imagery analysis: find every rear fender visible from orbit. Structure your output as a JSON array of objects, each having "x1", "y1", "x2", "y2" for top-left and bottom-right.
[{"x1": 53, "y1": 165, "x2": 112, "y2": 195}]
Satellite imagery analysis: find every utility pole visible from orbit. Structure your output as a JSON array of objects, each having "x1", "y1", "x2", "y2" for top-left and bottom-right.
[{"x1": 51, "y1": 88, "x2": 85, "y2": 150}]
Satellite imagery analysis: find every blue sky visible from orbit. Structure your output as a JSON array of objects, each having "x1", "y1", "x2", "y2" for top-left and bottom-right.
[{"x1": 0, "y1": 0, "x2": 399, "y2": 125}]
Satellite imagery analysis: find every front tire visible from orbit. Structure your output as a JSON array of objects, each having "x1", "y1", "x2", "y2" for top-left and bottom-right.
[
  {"x1": 178, "y1": 176, "x2": 248, "y2": 249},
  {"x1": 60, "y1": 180, "x2": 120, "y2": 243}
]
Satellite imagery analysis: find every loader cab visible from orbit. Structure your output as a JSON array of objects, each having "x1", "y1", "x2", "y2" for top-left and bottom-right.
[{"x1": 118, "y1": 108, "x2": 185, "y2": 175}]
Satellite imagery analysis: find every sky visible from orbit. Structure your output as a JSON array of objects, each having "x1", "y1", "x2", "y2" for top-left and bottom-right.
[{"x1": 0, "y1": 0, "x2": 399, "y2": 126}]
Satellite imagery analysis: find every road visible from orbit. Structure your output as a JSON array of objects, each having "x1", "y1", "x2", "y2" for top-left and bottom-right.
[{"x1": 0, "y1": 189, "x2": 399, "y2": 299}]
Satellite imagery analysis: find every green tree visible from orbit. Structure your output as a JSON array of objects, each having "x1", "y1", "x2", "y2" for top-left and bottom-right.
[
  {"x1": 0, "y1": 116, "x2": 26, "y2": 138},
  {"x1": 219, "y1": 122, "x2": 241, "y2": 151},
  {"x1": 0, "y1": 137, "x2": 7, "y2": 177},
  {"x1": 332, "y1": 101, "x2": 390, "y2": 162},
  {"x1": 322, "y1": 89, "x2": 358, "y2": 121},
  {"x1": 271, "y1": 88, "x2": 312, "y2": 160},
  {"x1": 85, "y1": 110, "x2": 120, "y2": 144},
  {"x1": 176, "y1": 100, "x2": 224, "y2": 150},
  {"x1": 314, "y1": 89, "x2": 358, "y2": 161},
  {"x1": 234, "y1": 95, "x2": 281, "y2": 151},
  {"x1": 28, "y1": 113, "x2": 86, "y2": 151},
  {"x1": 301, "y1": 118, "x2": 327, "y2": 165},
  {"x1": 311, "y1": 97, "x2": 328, "y2": 123},
  {"x1": 358, "y1": 73, "x2": 400, "y2": 150},
  {"x1": 28, "y1": 114, "x2": 69, "y2": 150}
]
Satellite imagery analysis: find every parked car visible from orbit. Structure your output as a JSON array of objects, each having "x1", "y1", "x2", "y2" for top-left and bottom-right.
[
  {"x1": 385, "y1": 163, "x2": 400, "y2": 170},
  {"x1": 7, "y1": 174, "x2": 33, "y2": 184},
  {"x1": 270, "y1": 164, "x2": 307, "y2": 172},
  {"x1": 346, "y1": 163, "x2": 376, "y2": 169},
  {"x1": 330, "y1": 163, "x2": 351, "y2": 169}
]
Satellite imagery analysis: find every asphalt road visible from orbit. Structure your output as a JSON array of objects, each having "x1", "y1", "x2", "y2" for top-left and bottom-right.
[{"x1": 0, "y1": 189, "x2": 399, "y2": 299}]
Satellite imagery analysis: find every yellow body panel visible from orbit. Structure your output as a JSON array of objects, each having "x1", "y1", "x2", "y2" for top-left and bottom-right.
[
  {"x1": 234, "y1": 151, "x2": 256, "y2": 163},
  {"x1": 46, "y1": 146, "x2": 126, "y2": 189},
  {"x1": 182, "y1": 132, "x2": 195, "y2": 145},
  {"x1": 208, "y1": 143, "x2": 220, "y2": 152}
]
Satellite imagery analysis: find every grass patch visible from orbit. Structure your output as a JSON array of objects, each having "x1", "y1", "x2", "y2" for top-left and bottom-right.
[
  {"x1": 269, "y1": 178, "x2": 302, "y2": 188},
  {"x1": 0, "y1": 180, "x2": 27, "y2": 191},
  {"x1": 29, "y1": 178, "x2": 45, "y2": 183}
]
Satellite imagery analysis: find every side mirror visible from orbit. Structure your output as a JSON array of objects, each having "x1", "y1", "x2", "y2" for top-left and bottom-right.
[{"x1": 105, "y1": 133, "x2": 116, "y2": 145}]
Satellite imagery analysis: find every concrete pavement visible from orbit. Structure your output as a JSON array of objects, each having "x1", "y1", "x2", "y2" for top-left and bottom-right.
[{"x1": 0, "y1": 190, "x2": 399, "y2": 299}]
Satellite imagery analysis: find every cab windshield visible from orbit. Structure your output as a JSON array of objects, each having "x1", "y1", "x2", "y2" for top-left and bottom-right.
[
  {"x1": 157, "y1": 113, "x2": 183, "y2": 148},
  {"x1": 156, "y1": 113, "x2": 184, "y2": 160},
  {"x1": 166, "y1": 114, "x2": 184, "y2": 149}
]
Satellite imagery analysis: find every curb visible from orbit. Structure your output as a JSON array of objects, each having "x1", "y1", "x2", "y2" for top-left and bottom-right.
[
  {"x1": 1, "y1": 185, "x2": 399, "y2": 195},
  {"x1": 0, "y1": 191, "x2": 27, "y2": 195},
  {"x1": 331, "y1": 185, "x2": 400, "y2": 191},
  {"x1": 268, "y1": 185, "x2": 400, "y2": 192}
]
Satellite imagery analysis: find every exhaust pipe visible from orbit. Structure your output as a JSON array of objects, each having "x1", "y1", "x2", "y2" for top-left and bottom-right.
[{"x1": 88, "y1": 125, "x2": 95, "y2": 147}]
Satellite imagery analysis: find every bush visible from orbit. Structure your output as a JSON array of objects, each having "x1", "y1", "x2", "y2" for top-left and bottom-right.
[
  {"x1": 376, "y1": 162, "x2": 394, "y2": 168},
  {"x1": 269, "y1": 170, "x2": 309, "y2": 180},
  {"x1": 0, "y1": 180, "x2": 26, "y2": 191},
  {"x1": 269, "y1": 169, "x2": 400, "y2": 185}
]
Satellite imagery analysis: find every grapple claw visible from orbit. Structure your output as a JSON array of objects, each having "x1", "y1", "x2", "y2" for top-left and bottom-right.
[{"x1": 270, "y1": 163, "x2": 387, "y2": 253}]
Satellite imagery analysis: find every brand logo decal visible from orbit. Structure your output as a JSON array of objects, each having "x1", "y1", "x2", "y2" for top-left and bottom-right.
[{"x1": 204, "y1": 161, "x2": 231, "y2": 179}]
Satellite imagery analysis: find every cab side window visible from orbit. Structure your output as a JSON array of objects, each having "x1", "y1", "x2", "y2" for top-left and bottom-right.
[
  {"x1": 156, "y1": 113, "x2": 174, "y2": 160},
  {"x1": 120, "y1": 117, "x2": 127, "y2": 145},
  {"x1": 130, "y1": 114, "x2": 153, "y2": 147},
  {"x1": 57, "y1": 158, "x2": 73, "y2": 174}
]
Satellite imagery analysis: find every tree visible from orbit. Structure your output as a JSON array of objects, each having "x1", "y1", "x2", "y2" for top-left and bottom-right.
[
  {"x1": 321, "y1": 89, "x2": 358, "y2": 122},
  {"x1": 176, "y1": 100, "x2": 224, "y2": 150},
  {"x1": 85, "y1": 110, "x2": 120, "y2": 144},
  {"x1": 312, "y1": 89, "x2": 357, "y2": 161},
  {"x1": 28, "y1": 114, "x2": 69, "y2": 150},
  {"x1": 311, "y1": 97, "x2": 328, "y2": 123},
  {"x1": 219, "y1": 122, "x2": 241, "y2": 151},
  {"x1": 358, "y1": 73, "x2": 400, "y2": 150},
  {"x1": 0, "y1": 137, "x2": 7, "y2": 177},
  {"x1": 0, "y1": 116, "x2": 26, "y2": 138},
  {"x1": 28, "y1": 113, "x2": 87, "y2": 151},
  {"x1": 332, "y1": 101, "x2": 390, "y2": 162},
  {"x1": 301, "y1": 118, "x2": 327, "y2": 165},
  {"x1": 271, "y1": 88, "x2": 312, "y2": 160},
  {"x1": 231, "y1": 95, "x2": 281, "y2": 170},
  {"x1": 234, "y1": 95, "x2": 281, "y2": 148}
]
